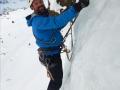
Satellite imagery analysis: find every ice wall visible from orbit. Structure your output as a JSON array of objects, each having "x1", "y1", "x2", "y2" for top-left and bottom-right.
[{"x1": 63, "y1": 0, "x2": 120, "y2": 90}]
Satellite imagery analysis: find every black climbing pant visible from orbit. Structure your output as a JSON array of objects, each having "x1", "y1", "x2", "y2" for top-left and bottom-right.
[{"x1": 38, "y1": 48, "x2": 63, "y2": 90}]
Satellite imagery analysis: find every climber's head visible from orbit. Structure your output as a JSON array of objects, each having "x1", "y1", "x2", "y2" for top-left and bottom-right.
[{"x1": 28, "y1": 0, "x2": 46, "y2": 14}]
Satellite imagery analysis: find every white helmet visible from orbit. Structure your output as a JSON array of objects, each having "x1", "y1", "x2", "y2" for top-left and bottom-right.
[{"x1": 28, "y1": 0, "x2": 34, "y2": 7}]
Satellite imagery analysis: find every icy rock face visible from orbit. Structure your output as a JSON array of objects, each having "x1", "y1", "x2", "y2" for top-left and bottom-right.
[{"x1": 62, "y1": 0, "x2": 120, "y2": 90}]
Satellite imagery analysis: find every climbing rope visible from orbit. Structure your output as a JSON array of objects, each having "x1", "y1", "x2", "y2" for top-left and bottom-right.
[{"x1": 61, "y1": 15, "x2": 79, "y2": 61}]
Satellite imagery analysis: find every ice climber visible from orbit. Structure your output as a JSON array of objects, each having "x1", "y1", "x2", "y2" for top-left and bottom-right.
[{"x1": 26, "y1": 0, "x2": 89, "y2": 90}]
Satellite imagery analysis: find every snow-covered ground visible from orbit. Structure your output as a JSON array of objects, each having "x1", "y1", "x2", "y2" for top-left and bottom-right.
[
  {"x1": 1, "y1": 0, "x2": 120, "y2": 90},
  {"x1": 0, "y1": 8, "x2": 50, "y2": 90}
]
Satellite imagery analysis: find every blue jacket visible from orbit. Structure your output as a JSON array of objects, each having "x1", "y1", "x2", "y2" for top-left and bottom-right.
[{"x1": 26, "y1": 6, "x2": 78, "y2": 54}]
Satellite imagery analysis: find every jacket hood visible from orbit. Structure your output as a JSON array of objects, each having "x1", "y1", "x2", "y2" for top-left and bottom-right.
[{"x1": 26, "y1": 14, "x2": 34, "y2": 26}]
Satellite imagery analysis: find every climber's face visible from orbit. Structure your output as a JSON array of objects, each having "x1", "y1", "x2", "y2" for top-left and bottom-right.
[{"x1": 31, "y1": 0, "x2": 45, "y2": 13}]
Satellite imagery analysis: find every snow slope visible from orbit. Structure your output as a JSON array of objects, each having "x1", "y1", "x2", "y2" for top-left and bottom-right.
[
  {"x1": 62, "y1": 0, "x2": 120, "y2": 90},
  {"x1": 0, "y1": 9, "x2": 50, "y2": 90}
]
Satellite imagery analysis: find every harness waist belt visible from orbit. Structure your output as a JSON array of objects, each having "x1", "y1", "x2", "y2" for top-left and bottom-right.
[{"x1": 38, "y1": 46, "x2": 61, "y2": 51}]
